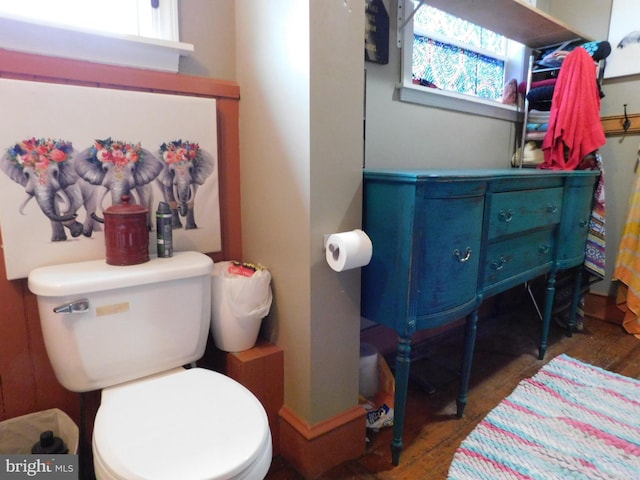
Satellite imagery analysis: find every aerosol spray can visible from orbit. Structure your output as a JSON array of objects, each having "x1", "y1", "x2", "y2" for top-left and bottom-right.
[{"x1": 156, "y1": 202, "x2": 173, "y2": 257}]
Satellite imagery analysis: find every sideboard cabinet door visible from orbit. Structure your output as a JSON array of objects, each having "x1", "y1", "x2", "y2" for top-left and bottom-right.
[
  {"x1": 413, "y1": 194, "x2": 484, "y2": 330},
  {"x1": 361, "y1": 174, "x2": 486, "y2": 335},
  {"x1": 556, "y1": 181, "x2": 597, "y2": 268}
]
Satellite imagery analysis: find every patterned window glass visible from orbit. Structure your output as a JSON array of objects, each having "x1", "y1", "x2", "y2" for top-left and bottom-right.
[{"x1": 412, "y1": 4, "x2": 507, "y2": 101}]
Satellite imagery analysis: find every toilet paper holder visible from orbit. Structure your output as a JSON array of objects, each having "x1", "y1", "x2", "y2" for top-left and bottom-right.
[
  {"x1": 323, "y1": 233, "x2": 344, "y2": 256},
  {"x1": 323, "y1": 229, "x2": 373, "y2": 272},
  {"x1": 325, "y1": 237, "x2": 341, "y2": 260},
  {"x1": 323, "y1": 234, "x2": 333, "y2": 250}
]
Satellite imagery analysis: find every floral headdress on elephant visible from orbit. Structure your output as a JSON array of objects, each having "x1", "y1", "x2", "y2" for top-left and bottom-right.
[
  {"x1": 89, "y1": 138, "x2": 143, "y2": 167},
  {"x1": 160, "y1": 140, "x2": 202, "y2": 165},
  {"x1": 159, "y1": 140, "x2": 213, "y2": 186},
  {"x1": 5, "y1": 138, "x2": 73, "y2": 183},
  {"x1": 76, "y1": 137, "x2": 163, "y2": 189}
]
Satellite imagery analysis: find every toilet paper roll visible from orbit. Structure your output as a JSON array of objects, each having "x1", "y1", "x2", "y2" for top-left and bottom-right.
[{"x1": 325, "y1": 229, "x2": 373, "y2": 272}]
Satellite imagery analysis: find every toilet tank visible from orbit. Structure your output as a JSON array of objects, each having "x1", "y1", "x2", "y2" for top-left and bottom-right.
[{"x1": 28, "y1": 251, "x2": 214, "y2": 392}]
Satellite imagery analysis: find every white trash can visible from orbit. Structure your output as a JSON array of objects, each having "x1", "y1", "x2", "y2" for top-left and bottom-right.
[
  {"x1": 0, "y1": 408, "x2": 78, "y2": 454},
  {"x1": 359, "y1": 342, "x2": 379, "y2": 400},
  {"x1": 210, "y1": 261, "x2": 273, "y2": 352}
]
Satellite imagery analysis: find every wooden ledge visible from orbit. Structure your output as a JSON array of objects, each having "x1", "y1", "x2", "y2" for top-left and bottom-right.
[{"x1": 602, "y1": 113, "x2": 640, "y2": 136}]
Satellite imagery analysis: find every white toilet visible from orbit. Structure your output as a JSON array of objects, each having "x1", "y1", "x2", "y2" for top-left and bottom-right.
[{"x1": 28, "y1": 251, "x2": 272, "y2": 480}]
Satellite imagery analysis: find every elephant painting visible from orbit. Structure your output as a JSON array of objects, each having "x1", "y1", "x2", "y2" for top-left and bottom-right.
[
  {"x1": 74, "y1": 138, "x2": 163, "y2": 228},
  {"x1": 0, "y1": 138, "x2": 100, "y2": 242},
  {"x1": 156, "y1": 140, "x2": 214, "y2": 230}
]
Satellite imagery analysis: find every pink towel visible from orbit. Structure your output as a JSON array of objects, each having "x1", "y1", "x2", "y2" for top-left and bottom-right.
[{"x1": 539, "y1": 48, "x2": 605, "y2": 170}]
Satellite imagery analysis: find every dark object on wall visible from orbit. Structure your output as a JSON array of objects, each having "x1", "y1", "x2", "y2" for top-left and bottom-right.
[{"x1": 365, "y1": 0, "x2": 389, "y2": 65}]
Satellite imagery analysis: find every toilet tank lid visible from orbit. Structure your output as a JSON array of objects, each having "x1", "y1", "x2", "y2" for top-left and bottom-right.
[{"x1": 28, "y1": 251, "x2": 214, "y2": 297}]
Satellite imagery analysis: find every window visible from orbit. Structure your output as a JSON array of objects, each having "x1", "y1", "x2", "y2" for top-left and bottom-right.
[
  {"x1": 0, "y1": 0, "x2": 192, "y2": 72},
  {"x1": 399, "y1": 1, "x2": 525, "y2": 120}
]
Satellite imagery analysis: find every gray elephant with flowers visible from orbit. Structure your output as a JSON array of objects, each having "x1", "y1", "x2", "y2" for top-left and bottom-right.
[
  {"x1": 0, "y1": 138, "x2": 100, "y2": 242},
  {"x1": 156, "y1": 140, "x2": 214, "y2": 230},
  {"x1": 74, "y1": 138, "x2": 163, "y2": 228}
]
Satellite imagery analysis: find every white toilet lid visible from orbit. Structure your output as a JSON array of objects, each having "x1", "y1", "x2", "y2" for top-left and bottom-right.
[{"x1": 93, "y1": 367, "x2": 271, "y2": 480}]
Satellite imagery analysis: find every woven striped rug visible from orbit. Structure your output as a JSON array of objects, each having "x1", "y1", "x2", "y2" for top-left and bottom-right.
[{"x1": 447, "y1": 354, "x2": 640, "y2": 479}]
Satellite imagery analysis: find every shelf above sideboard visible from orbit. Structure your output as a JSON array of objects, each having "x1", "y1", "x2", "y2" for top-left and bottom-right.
[{"x1": 423, "y1": 0, "x2": 592, "y2": 48}]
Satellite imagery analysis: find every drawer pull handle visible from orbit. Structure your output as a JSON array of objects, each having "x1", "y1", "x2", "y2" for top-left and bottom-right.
[
  {"x1": 453, "y1": 247, "x2": 472, "y2": 263},
  {"x1": 491, "y1": 256, "x2": 508, "y2": 270},
  {"x1": 498, "y1": 210, "x2": 514, "y2": 222},
  {"x1": 538, "y1": 244, "x2": 551, "y2": 254},
  {"x1": 547, "y1": 204, "x2": 559, "y2": 214}
]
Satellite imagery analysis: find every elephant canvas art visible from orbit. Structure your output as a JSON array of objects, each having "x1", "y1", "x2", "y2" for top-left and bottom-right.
[
  {"x1": 156, "y1": 140, "x2": 214, "y2": 230},
  {"x1": 74, "y1": 138, "x2": 164, "y2": 228},
  {"x1": 0, "y1": 138, "x2": 100, "y2": 242},
  {"x1": 0, "y1": 77, "x2": 221, "y2": 280}
]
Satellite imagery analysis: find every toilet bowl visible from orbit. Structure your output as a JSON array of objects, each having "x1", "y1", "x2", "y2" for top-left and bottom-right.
[{"x1": 28, "y1": 252, "x2": 272, "y2": 480}]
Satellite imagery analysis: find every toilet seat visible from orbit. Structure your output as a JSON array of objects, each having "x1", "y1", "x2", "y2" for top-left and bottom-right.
[{"x1": 92, "y1": 367, "x2": 272, "y2": 480}]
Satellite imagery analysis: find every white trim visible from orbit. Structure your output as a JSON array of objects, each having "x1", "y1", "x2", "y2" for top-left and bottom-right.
[
  {"x1": 0, "y1": 15, "x2": 193, "y2": 73},
  {"x1": 398, "y1": 84, "x2": 522, "y2": 122},
  {"x1": 138, "y1": 0, "x2": 180, "y2": 42}
]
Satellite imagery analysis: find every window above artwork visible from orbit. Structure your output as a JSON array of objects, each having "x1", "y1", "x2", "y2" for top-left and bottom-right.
[{"x1": 0, "y1": 0, "x2": 193, "y2": 72}]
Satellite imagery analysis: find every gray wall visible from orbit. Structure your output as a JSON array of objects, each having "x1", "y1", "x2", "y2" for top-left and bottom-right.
[
  {"x1": 235, "y1": 0, "x2": 365, "y2": 424},
  {"x1": 364, "y1": 0, "x2": 517, "y2": 170},
  {"x1": 178, "y1": 0, "x2": 236, "y2": 80}
]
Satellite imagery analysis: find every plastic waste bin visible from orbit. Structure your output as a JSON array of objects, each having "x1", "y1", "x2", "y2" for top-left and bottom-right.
[
  {"x1": 359, "y1": 342, "x2": 379, "y2": 400},
  {"x1": 0, "y1": 408, "x2": 78, "y2": 454},
  {"x1": 210, "y1": 261, "x2": 273, "y2": 352}
]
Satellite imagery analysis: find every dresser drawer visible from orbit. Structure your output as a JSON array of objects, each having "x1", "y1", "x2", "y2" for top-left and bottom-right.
[
  {"x1": 483, "y1": 228, "x2": 555, "y2": 290},
  {"x1": 488, "y1": 188, "x2": 563, "y2": 240}
]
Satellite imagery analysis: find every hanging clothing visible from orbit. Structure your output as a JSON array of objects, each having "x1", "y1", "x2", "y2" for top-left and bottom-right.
[
  {"x1": 539, "y1": 47, "x2": 606, "y2": 170},
  {"x1": 583, "y1": 153, "x2": 605, "y2": 279},
  {"x1": 613, "y1": 159, "x2": 640, "y2": 338}
]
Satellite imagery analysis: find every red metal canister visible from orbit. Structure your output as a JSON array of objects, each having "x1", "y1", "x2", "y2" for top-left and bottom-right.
[{"x1": 104, "y1": 195, "x2": 149, "y2": 266}]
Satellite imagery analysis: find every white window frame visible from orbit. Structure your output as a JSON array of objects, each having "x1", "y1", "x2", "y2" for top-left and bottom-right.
[
  {"x1": 397, "y1": 0, "x2": 526, "y2": 121},
  {"x1": 0, "y1": 1, "x2": 193, "y2": 73}
]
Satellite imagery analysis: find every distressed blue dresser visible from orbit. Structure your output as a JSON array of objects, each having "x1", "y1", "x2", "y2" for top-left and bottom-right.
[{"x1": 361, "y1": 169, "x2": 599, "y2": 465}]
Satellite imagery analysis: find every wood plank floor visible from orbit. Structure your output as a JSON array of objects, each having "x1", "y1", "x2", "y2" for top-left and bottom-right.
[{"x1": 265, "y1": 300, "x2": 640, "y2": 480}]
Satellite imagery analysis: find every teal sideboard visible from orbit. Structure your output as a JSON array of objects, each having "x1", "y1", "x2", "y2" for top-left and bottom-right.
[{"x1": 361, "y1": 168, "x2": 599, "y2": 466}]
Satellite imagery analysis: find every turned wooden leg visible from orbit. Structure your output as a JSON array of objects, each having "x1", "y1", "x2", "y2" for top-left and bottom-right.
[
  {"x1": 457, "y1": 308, "x2": 478, "y2": 418},
  {"x1": 391, "y1": 335, "x2": 412, "y2": 466}
]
